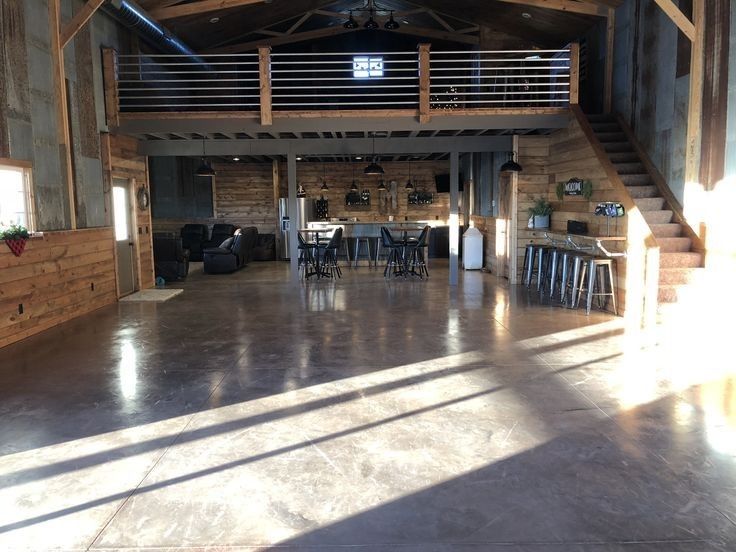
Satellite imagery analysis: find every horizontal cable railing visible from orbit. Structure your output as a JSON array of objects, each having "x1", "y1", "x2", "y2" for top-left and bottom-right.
[
  {"x1": 270, "y1": 51, "x2": 419, "y2": 110},
  {"x1": 113, "y1": 48, "x2": 572, "y2": 114},
  {"x1": 429, "y1": 50, "x2": 570, "y2": 108},
  {"x1": 117, "y1": 53, "x2": 260, "y2": 112}
]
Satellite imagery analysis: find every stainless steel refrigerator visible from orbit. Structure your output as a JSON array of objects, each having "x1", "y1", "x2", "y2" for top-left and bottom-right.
[{"x1": 278, "y1": 197, "x2": 312, "y2": 260}]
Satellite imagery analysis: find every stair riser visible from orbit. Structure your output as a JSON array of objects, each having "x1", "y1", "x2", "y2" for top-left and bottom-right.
[
  {"x1": 643, "y1": 210, "x2": 674, "y2": 224},
  {"x1": 604, "y1": 143, "x2": 635, "y2": 153},
  {"x1": 650, "y1": 224, "x2": 683, "y2": 238},
  {"x1": 660, "y1": 253, "x2": 703, "y2": 269},
  {"x1": 609, "y1": 153, "x2": 641, "y2": 163},
  {"x1": 626, "y1": 185, "x2": 659, "y2": 198},
  {"x1": 595, "y1": 132, "x2": 627, "y2": 143},
  {"x1": 614, "y1": 163, "x2": 646, "y2": 174},
  {"x1": 657, "y1": 237, "x2": 692, "y2": 253},
  {"x1": 587, "y1": 114, "x2": 617, "y2": 123},
  {"x1": 659, "y1": 268, "x2": 706, "y2": 285},
  {"x1": 591, "y1": 123, "x2": 620, "y2": 133},
  {"x1": 634, "y1": 198, "x2": 666, "y2": 211},
  {"x1": 620, "y1": 174, "x2": 652, "y2": 186}
]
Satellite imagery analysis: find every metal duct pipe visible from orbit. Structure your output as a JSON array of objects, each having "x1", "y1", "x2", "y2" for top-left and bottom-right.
[{"x1": 103, "y1": 0, "x2": 210, "y2": 67}]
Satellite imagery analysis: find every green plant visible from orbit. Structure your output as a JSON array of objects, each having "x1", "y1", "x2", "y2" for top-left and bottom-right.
[
  {"x1": 528, "y1": 197, "x2": 553, "y2": 217},
  {"x1": 0, "y1": 223, "x2": 30, "y2": 241}
]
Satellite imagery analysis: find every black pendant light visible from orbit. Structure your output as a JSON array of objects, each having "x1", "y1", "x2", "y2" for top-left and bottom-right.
[
  {"x1": 364, "y1": 15, "x2": 379, "y2": 29},
  {"x1": 343, "y1": 11, "x2": 359, "y2": 29},
  {"x1": 500, "y1": 151, "x2": 522, "y2": 172},
  {"x1": 195, "y1": 138, "x2": 216, "y2": 177},
  {"x1": 384, "y1": 11, "x2": 400, "y2": 30},
  {"x1": 350, "y1": 160, "x2": 359, "y2": 191},
  {"x1": 377, "y1": 179, "x2": 386, "y2": 191},
  {"x1": 405, "y1": 160, "x2": 414, "y2": 190},
  {"x1": 320, "y1": 162, "x2": 329, "y2": 191},
  {"x1": 364, "y1": 133, "x2": 384, "y2": 175}
]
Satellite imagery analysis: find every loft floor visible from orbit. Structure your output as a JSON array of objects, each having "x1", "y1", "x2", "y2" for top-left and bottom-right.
[{"x1": 0, "y1": 262, "x2": 734, "y2": 550}]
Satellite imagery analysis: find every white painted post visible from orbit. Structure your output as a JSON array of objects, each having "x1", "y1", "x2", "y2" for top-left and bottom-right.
[{"x1": 287, "y1": 153, "x2": 299, "y2": 283}]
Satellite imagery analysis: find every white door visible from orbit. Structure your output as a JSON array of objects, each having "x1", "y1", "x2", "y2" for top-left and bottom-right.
[{"x1": 113, "y1": 180, "x2": 136, "y2": 296}]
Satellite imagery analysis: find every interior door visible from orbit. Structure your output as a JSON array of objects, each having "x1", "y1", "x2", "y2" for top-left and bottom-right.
[{"x1": 113, "y1": 180, "x2": 136, "y2": 296}]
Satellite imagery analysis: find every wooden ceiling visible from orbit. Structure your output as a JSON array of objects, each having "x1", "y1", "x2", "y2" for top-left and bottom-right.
[{"x1": 134, "y1": 0, "x2": 622, "y2": 53}]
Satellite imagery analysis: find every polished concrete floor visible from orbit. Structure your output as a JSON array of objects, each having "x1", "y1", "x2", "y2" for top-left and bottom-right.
[{"x1": 0, "y1": 261, "x2": 734, "y2": 551}]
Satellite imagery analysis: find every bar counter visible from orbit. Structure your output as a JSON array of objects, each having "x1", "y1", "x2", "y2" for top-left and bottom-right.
[{"x1": 307, "y1": 220, "x2": 443, "y2": 238}]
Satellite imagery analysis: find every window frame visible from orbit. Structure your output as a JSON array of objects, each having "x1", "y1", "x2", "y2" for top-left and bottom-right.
[
  {"x1": 353, "y1": 56, "x2": 384, "y2": 79},
  {"x1": 0, "y1": 157, "x2": 36, "y2": 233}
]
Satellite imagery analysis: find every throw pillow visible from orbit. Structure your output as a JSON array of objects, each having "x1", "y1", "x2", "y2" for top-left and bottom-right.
[{"x1": 219, "y1": 237, "x2": 234, "y2": 249}]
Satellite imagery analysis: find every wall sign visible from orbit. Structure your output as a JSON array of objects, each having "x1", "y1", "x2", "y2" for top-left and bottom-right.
[{"x1": 563, "y1": 177, "x2": 584, "y2": 196}]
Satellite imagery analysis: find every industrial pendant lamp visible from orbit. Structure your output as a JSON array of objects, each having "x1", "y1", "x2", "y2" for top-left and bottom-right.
[
  {"x1": 343, "y1": 11, "x2": 359, "y2": 29},
  {"x1": 384, "y1": 12, "x2": 400, "y2": 30},
  {"x1": 377, "y1": 179, "x2": 387, "y2": 191},
  {"x1": 405, "y1": 160, "x2": 414, "y2": 190},
  {"x1": 364, "y1": 15, "x2": 379, "y2": 29},
  {"x1": 364, "y1": 133, "x2": 384, "y2": 175},
  {"x1": 500, "y1": 151, "x2": 522, "y2": 172},
  {"x1": 195, "y1": 139, "x2": 216, "y2": 177},
  {"x1": 321, "y1": 163, "x2": 329, "y2": 191}
]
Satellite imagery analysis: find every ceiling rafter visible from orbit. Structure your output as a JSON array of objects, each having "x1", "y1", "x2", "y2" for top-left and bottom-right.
[
  {"x1": 492, "y1": 0, "x2": 606, "y2": 17},
  {"x1": 149, "y1": 0, "x2": 267, "y2": 21}
]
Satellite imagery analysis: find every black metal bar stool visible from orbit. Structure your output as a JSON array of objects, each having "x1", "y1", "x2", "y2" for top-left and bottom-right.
[
  {"x1": 576, "y1": 257, "x2": 618, "y2": 315},
  {"x1": 353, "y1": 236, "x2": 373, "y2": 267}
]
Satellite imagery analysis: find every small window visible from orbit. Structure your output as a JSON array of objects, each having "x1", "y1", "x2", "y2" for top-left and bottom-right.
[
  {"x1": 0, "y1": 161, "x2": 34, "y2": 231},
  {"x1": 353, "y1": 56, "x2": 384, "y2": 78}
]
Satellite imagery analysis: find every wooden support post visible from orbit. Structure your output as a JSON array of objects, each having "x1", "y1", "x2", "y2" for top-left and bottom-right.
[
  {"x1": 418, "y1": 43, "x2": 431, "y2": 124},
  {"x1": 100, "y1": 132, "x2": 113, "y2": 227},
  {"x1": 685, "y1": 0, "x2": 704, "y2": 190},
  {"x1": 259, "y1": 46, "x2": 273, "y2": 126},
  {"x1": 60, "y1": 0, "x2": 105, "y2": 48},
  {"x1": 102, "y1": 48, "x2": 120, "y2": 129},
  {"x1": 272, "y1": 158, "x2": 281, "y2": 256},
  {"x1": 449, "y1": 150, "x2": 459, "y2": 285},
  {"x1": 569, "y1": 42, "x2": 580, "y2": 105},
  {"x1": 49, "y1": 0, "x2": 76, "y2": 230},
  {"x1": 603, "y1": 9, "x2": 615, "y2": 114},
  {"x1": 287, "y1": 153, "x2": 299, "y2": 283}
]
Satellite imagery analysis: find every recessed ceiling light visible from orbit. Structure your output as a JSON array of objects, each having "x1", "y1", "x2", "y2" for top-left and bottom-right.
[
  {"x1": 232, "y1": 157, "x2": 240, "y2": 161},
  {"x1": 209, "y1": 16, "x2": 219, "y2": 23},
  {"x1": 521, "y1": 12, "x2": 532, "y2": 19}
]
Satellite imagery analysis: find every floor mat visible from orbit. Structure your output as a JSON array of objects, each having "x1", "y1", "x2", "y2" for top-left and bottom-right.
[{"x1": 119, "y1": 289, "x2": 183, "y2": 302}]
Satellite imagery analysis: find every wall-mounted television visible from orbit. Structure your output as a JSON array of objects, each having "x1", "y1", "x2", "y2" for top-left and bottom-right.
[{"x1": 435, "y1": 173, "x2": 464, "y2": 193}]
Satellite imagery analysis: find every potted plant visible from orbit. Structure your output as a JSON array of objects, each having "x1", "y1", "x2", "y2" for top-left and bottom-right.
[
  {"x1": 0, "y1": 223, "x2": 31, "y2": 257},
  {"x1": 528, "y1": 197, "x2": 553, "y2": 229}
]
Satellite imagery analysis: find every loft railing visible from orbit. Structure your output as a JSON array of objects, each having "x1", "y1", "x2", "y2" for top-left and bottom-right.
[{"x1": 104, "y1": 44, "x2": 578, "y2": 126}]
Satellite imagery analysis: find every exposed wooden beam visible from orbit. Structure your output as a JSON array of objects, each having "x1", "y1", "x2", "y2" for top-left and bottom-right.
[
  {"x1": 603, "y1": 8, "x2": 614, "y2": 113},
  {"x1": 426, "y1": 10, "x2": 455, "y2": 32},
  {"x1": 652, "y1": 0, "x2": 695, "y2": 41},
  {"x1": 49, "y1": 0, "x2": 76, "y2": 230},
  {"x1": 206, "y1": 26, "x2": 357, "y2": 53},
  {"x1": 493, "y1": 0, "x2": 606, "y2": 17},
  {"x1": 258, "y1": 46, "x2": 272, "y2": 126},
  {"x1": 569, "y1": 42, "x2": 580, "y2": 105},
  {"x1": 149, "y1": 0, "x2": 266, "y2": 21},
  {"x1": 286, "y1": 11, "x2": 313, "y2": 35},
  {"x1": 60, "y1": 0, "x2": 105, "y2": 48},
  {"x1": 391, "y1": 24, "x2": 479, "y2": 45}
]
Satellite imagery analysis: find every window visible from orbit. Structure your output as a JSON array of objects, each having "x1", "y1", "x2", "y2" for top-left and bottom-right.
[
  {"x1": 353, "y1": 56, "x2": 384, "y2": 78},
  {"x1": 0, "y1": 161, "x2": 34, "y2": 231}
]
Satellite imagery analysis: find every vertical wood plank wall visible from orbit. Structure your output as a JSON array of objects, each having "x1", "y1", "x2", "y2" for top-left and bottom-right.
[{"x1": 0, "y1": 228, "x2": 118, "y2": 349}]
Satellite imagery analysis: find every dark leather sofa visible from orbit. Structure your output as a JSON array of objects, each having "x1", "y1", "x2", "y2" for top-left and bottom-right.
[
  {"x1": 153, "y1": 233, "x2": 189, "y2": 281},
  {"x1": 253, "y1": 233, "x2": 276, "y2": 261},
  {"x1": 203, "y1": 227, "x2": 258, "y2": 274},
  {"x1": 180, "y1": 224, "x2": 209, "y2": 262},
  {"x1": 204, "y1": 223, "x2": 237, "y2": 249}
]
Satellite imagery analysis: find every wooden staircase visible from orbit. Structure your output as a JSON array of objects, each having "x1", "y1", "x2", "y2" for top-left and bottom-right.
[{"x1": 586, "y1": 114, "x2": 706, "y2": 308}]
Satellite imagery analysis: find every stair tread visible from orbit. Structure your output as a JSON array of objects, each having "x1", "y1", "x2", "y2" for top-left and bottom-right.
[{"x1": 650, "y1": 223, "x2": 683, "y2": 237}]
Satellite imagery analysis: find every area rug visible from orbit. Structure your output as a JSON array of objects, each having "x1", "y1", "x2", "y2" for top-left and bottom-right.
[{"x1": 119, "y1": 289, "x2": 183, "y2": 302}]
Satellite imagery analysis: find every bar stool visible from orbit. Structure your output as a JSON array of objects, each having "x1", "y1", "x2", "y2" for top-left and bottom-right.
[
  {"x1": 563, "y1": 253, "x2": 592, "y2": 308},
  {"x1": 544, "y1": 247, "x2": 563, "y2": 299},
  {"x1": 576, "y1": 257, "x2": 618, "y2": 315},
  {"x1": 556, "y1": 250, "x2": 576, "y2": 303},
  {"x1": 524, "y1": 244, "x2": 553, "y2": 291},
  {"x1": 353, "y1": 237, "x2": 373, "y2": 268}
]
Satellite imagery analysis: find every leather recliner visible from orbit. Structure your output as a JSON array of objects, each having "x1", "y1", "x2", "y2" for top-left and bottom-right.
[
  {"x1": 153, "y1": 233, "x2": 189, "y2": 281},
  {"x1": 180, "y1": 224, "x2": 209, "y2": 261},
  {"x1": 204, "y1": 223, "x2": 237, "y2": 249},
  {"x1": 203, "y1": 227, "x2": 258, "y2": 274}
]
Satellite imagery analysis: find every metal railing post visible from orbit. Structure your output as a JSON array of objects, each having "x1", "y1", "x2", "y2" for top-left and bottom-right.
[{"x1": 259, "y1": 45, "x2": 273, "y2": 126}]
